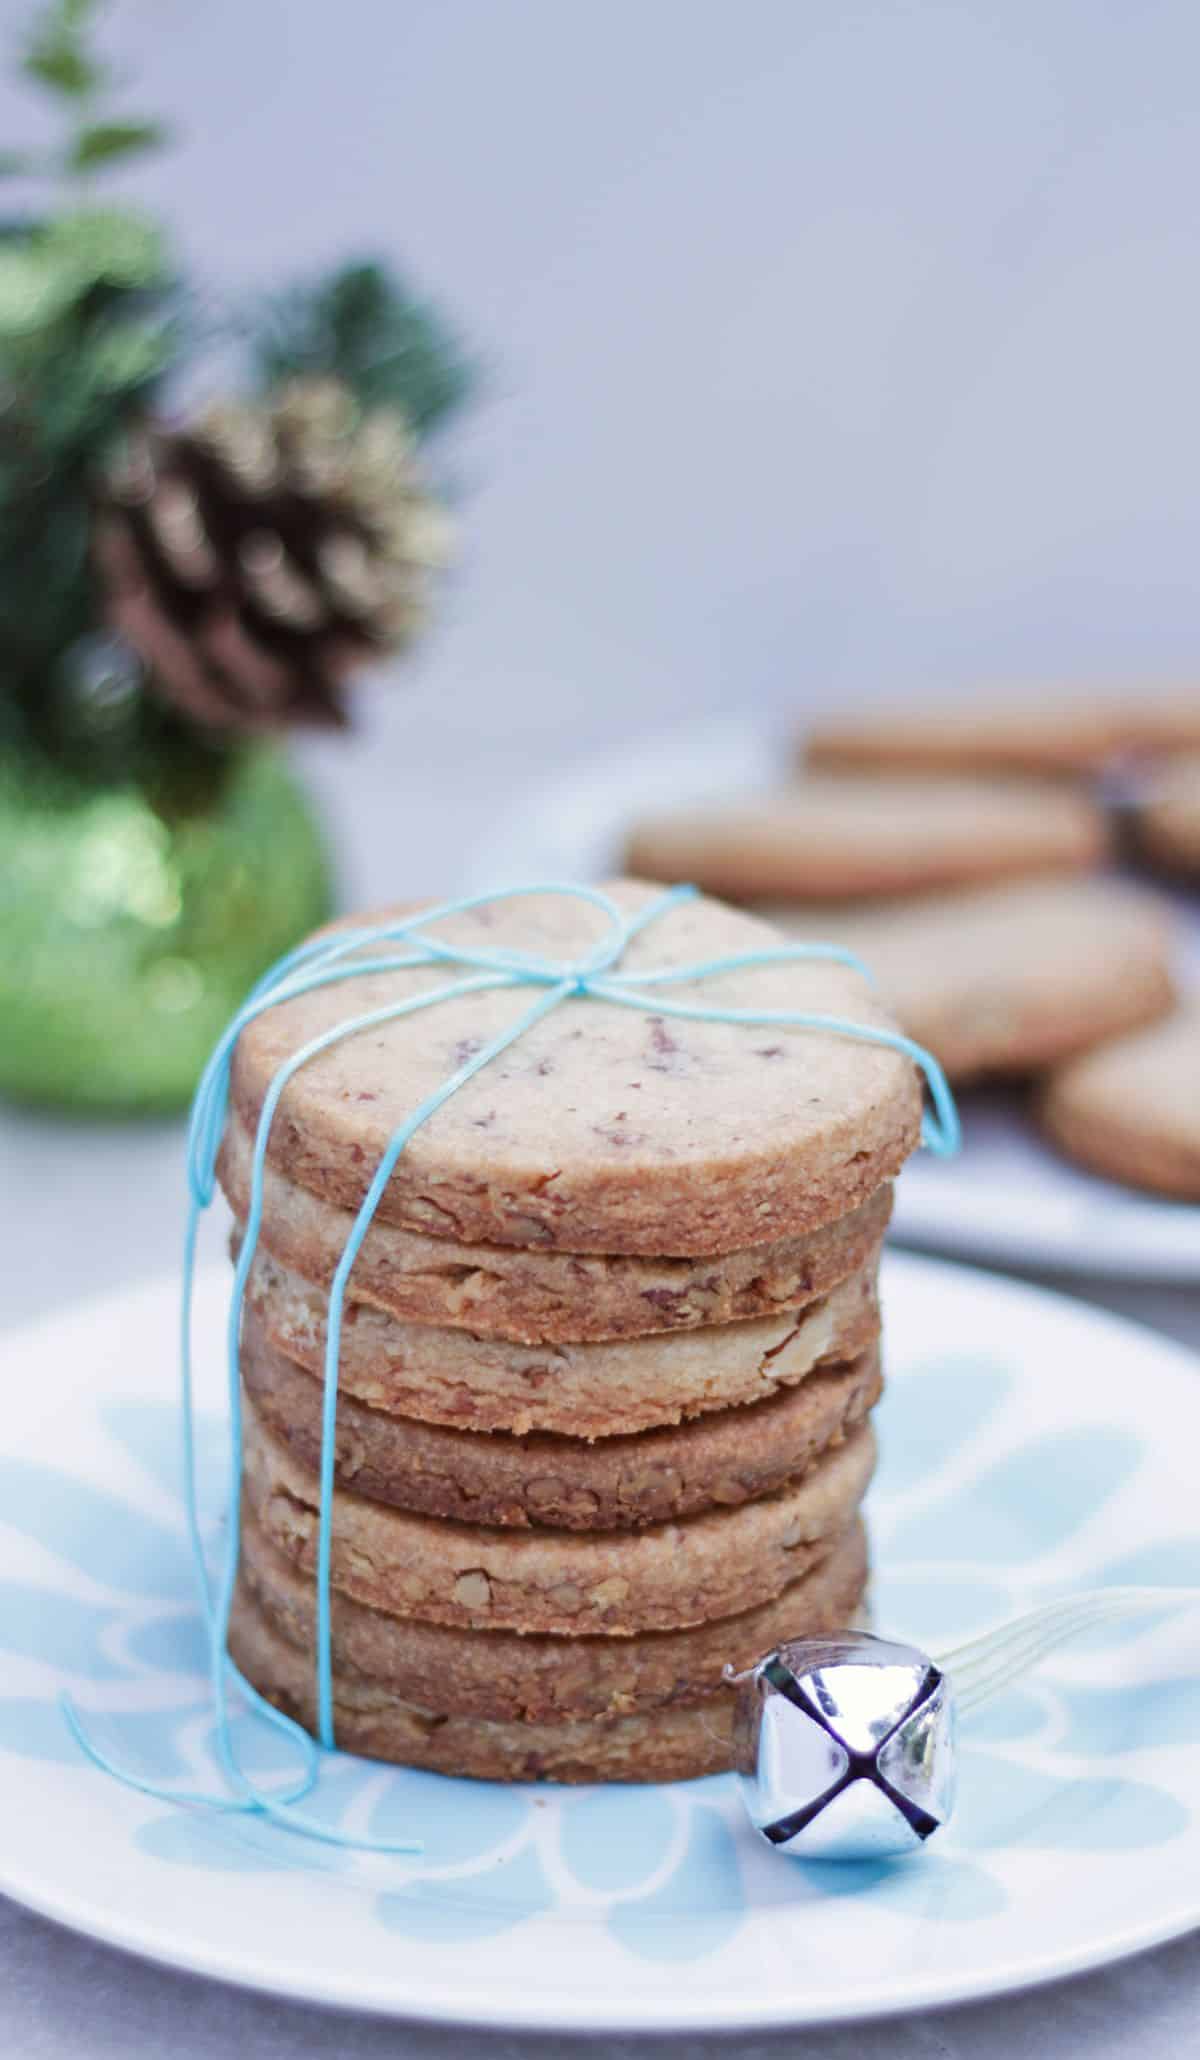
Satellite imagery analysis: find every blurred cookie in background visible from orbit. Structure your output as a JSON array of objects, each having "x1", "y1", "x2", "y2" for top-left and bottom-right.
[
  {"x1": 803, "y1": 688, "x2": 1200, "y2": 780},
  {"x1": 625, "y1": 774, "x2": 1107, "y2": 903},
  {"x1": 1039, "y1": 1004, "x2": 1200, "y2": 1201},
  {"x1": 1136, "y1": 753, "x2": 1200, "y2": 876},
  {"x1": 773, "y1": 877, "x2": 1178, "y2": 1084}
]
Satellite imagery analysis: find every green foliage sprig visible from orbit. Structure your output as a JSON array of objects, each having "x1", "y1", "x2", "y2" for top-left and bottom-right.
[
  {"x1": 9, "y1": 0, "x2": 167, "y2": 186},
  {"x1": 0, "y1": 2, "x2": 177, "y2": 765},
  {"x1": 253, "y1": 260, "x2": 475, "y2": 437},
  {"x1": 0, "y1": 0, "x2": 473, "y2": 780}
]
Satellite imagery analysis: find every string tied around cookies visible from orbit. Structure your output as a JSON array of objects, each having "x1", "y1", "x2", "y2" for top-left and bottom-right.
[{"x1": 60, "y1": 880, "x2": 959, "y2": 1855}]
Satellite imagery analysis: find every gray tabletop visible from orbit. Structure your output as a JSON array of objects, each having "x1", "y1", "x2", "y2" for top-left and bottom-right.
[{"x1": 3, "y1": 714, "x2": 1199, "y2": 2058}]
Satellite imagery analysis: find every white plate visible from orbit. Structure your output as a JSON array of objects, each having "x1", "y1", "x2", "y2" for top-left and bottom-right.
[
  {"x1": 466, "y1": 717, "x2": 1200, "y2": 1282},
  {"x1": 3, "y1": 1256, "x2": 1200, "y2": 2030},
  {"x1": 893, "y1": 1091, "x2": 1200, "y2": 1281}
]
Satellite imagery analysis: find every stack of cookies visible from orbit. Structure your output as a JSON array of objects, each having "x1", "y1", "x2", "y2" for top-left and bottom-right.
[
  {"x1": 626, "y1": 781, "x2": 1179, "y2": 1083},
  {"x1": 626, "y1": 686, "x2": 1200, "y2": 1199},
  {"x1": 222, "y1": 882, "x2": 923, "y2": 1782}
]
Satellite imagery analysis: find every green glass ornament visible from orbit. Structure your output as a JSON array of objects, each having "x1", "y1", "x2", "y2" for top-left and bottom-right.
[{"x1": 0, "y1": 740, "x2": 333, "y2": 1113}]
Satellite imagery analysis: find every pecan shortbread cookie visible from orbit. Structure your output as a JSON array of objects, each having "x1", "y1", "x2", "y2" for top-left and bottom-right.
[
  {"x1": 226, "y1": 881, "x2": 921, "y2": 1255},
  {"x1": 229, "y1": 1522, "x2": 869, "y2": 1780},
  {"x1": 242, "y1": 1395, "x2": 876, "y2": 1636},
  {"x1": 221, "y1": 1118, "x2": 892, "y2": 1346},
  {"x1": 241, "y1": 1313, "x2": 882, "y2": 1528},
  {"x1": 1138, "y1": 753, "x2": 1200, "y2": 874},
  {"x1": 1039, "y1": 1004, "x2": 1200, "y2": 1200},
  {"x1": 240, "y1": 1238, "x2": 881, "y2": 1436},
  {"x1": 237, "y1": 1515, "x2": 868, "y2": 1725},
  {"x1": 626, "y1": 776, "x2": 1106, "y2": 904},
  {"x1": 776, "y1": 877, "x2": 1177, "y2": 1082},
  {"x1": 804, "y1": 689, "x2": 1200, "y2": 778}
]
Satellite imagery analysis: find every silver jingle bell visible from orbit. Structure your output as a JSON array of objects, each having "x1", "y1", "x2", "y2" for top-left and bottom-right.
[{"x1": 732, "y1": 1630, "x2": 956, "y2": 1860}]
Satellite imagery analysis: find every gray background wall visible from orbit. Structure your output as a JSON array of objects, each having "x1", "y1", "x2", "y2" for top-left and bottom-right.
[{"x1": 3, "y1": 0, "x2": 1198, "y2": 875}]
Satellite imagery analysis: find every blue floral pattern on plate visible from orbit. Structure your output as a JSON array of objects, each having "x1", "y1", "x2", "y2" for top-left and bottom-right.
[{"x1": 1, "y1": 1327, "x2": 1193, "y2": 1968}]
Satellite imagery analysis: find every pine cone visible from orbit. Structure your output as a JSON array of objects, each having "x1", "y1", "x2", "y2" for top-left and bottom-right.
[{"x1": 93, "y1": 377, "x2": 452, "y2": 729}]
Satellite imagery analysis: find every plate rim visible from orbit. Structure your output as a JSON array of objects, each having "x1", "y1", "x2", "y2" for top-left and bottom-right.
[
  {"x1": 4, "y1": 1852, "x2": 1200, "y2": 2033},
  {"x1": 1, "y1": 1251, "x2": 1199, "y2": 2032},
  {"x1": 889, "y1": 1204, "x2": 1200, "y2": 1287}
]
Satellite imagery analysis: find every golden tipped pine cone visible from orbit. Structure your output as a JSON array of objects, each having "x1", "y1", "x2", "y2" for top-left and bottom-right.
[{"x1": 95, "y1": 376, "x2": 451, "y2": 729}]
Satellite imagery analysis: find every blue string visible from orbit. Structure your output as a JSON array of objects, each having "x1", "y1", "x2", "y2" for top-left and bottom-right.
[{"x1": 62, "y1": 881, "x2": 959, "y2": 1853}]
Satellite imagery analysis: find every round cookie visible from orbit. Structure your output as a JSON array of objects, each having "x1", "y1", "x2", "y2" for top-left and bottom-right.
[
  {"x1": 241, "y1": 1238, "x2": 881, "y2": 1437},
  {"x1": 221, "y1": 1117, "x2": 893, "y2": 1346},
  {"x1": 230, "y1": 1529, "x2": 868, "y2": 1783},
  {"x1": 226, "y1": 880, "x2": 921, "y2": 1255},
  {"x1": 1137, "y1": 753, "x2": 1200, "y2": 874},
  {"x1": 242, "y1": 1394, "x2": 876, "y2": 1636},
  {"x1": 1039, "y1": 1004, "x2": 1200, "y2": 1201},
  {"x1": 241, "y1": 1313, "x2": 883, "y2": 1529},
  {"x1": 803, "y1": 690, "x2": 1200, "y2": 778},
  {"x1": 776, "y1": 878, "x2": 1177, "y2": 1083},
  {"x1": 625, "y1": 776, "x2": 1106, "y2": 904},
  {"x1": 237, "y1": 1515, "x2": 869, "y2": 1723}
]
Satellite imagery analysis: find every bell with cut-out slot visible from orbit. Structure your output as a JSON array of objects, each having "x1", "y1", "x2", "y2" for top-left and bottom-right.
[{"x1": 732, "y1": 1631, "x2": 957, "y2": 1859}]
